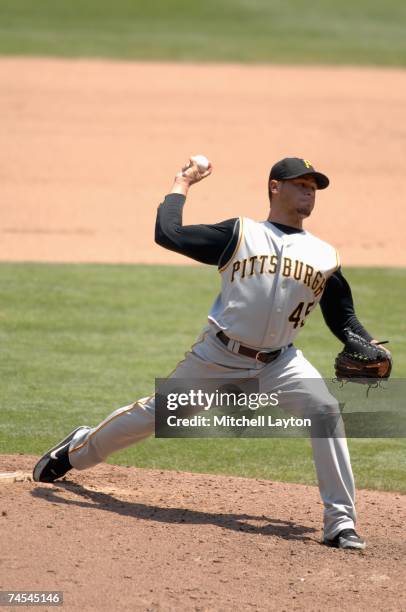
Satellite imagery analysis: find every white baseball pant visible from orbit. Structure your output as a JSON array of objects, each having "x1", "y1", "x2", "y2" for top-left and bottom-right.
[{"x1": 68, "y1": 324, "x2": 356, "y2": 539}]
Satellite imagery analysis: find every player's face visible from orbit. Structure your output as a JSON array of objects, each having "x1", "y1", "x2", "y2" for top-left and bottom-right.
[{"x1": 279, "y1": 176, "x2": 317, "y2": 218}]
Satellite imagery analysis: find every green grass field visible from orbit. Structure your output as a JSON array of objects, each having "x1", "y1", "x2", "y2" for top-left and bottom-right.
[
  {"x1": 0, "y1": 0, "x2": 405, "y2": 66},
  {"x1": 0, "y1": 263, "x2": 405, "y2": 492}
]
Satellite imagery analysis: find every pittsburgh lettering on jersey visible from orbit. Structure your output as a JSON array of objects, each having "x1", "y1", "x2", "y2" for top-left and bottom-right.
[{"x1": 230, "y1": 255, "x2": 326, "y2": 297}]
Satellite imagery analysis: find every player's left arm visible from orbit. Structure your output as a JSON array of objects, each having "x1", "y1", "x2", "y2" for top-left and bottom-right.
[
  {"x1": 320, "y1": 269, "x2": 381, "y2": 345},
  {"x1": 322, "y1": 269, "x2": 392, "y2": 374}
]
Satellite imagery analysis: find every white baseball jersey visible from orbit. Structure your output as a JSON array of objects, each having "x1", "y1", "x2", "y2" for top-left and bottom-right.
[{"x1": 208, "y1": 217, "x2": 340, "y2": 349}]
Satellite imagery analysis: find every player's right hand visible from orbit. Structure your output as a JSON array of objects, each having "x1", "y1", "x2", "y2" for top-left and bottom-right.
[{"x1": 175, "y1": 158, "x2": 213, "y2": 185}]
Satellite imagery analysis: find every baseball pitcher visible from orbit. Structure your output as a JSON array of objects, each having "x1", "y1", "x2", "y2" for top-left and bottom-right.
[{"x1": 33, "y1": 156, "x2": 392, "y2": 550}]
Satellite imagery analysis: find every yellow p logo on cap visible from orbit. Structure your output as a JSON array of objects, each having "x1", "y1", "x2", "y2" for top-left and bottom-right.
[{"x1": 303, "y1": 159, "x2": 312, "y2": 168}]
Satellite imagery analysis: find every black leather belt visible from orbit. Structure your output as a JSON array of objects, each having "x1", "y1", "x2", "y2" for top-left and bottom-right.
[{"x1": 216, "y1": 331, "x2": 291, "y2": 364}]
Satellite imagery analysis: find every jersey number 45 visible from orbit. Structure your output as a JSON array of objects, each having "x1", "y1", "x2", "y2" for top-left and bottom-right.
[{"x1": 288, "y1": 301, "x2": 315, "y2": 329}]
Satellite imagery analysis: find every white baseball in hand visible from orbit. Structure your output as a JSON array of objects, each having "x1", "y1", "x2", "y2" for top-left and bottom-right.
[{"x1": 190, "y1": 154, "x2": 210, "y2": 172}]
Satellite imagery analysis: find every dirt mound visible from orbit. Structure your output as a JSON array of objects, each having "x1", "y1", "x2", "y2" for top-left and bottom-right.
[{"x1": 1, "y1": 454, "x2": 404, "y2": 611}]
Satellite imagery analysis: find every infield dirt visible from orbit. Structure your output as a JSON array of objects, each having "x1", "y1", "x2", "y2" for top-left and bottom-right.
[
  {"x1": 1, "y1": 455, "x2": 405, "y2": 611},
  {"x1": 1, "y1": 58, "x2": 406, "y2": 266}
]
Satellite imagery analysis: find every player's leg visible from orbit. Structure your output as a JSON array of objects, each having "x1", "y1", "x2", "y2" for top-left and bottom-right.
[
  {"x1": 33, "y1": 325, "x2": 260, "y2": 482},
  {"x1": 33, "y1": 334, "x2": 209, "y2": 482},
  {"x1": 68, "y1": 395, "x2": 156, "y2": 471},
  {"x1": 259, "y1": 346, "x2": 361, "y2": 546},
  {"x1": 68, "y1": 328, "x2": 266, "y2": 472}
]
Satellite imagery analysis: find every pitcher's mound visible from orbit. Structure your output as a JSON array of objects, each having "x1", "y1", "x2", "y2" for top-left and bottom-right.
[{"x1": 0, "y1": 454, "x2": 404, "y2": 611}]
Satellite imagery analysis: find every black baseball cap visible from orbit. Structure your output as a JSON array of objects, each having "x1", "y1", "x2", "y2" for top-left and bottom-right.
[{"x1": 269, "y1": 157, "x2": 330, "y2": 189}]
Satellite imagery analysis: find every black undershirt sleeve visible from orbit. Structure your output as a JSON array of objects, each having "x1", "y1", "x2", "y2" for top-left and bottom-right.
[
  {"x1": 320, "y1": 269, "x2": 373, "y2": 343},
  {"x1": 155, "y1": 193, "x2": 238, "y2": 265}
]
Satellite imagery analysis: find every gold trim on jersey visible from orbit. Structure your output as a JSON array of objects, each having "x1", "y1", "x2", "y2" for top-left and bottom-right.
[
  {"x1": 218, "y1": 217, "x2": 244, "y2": 273},
  {"x1": 334, "y1": 249, "x2": 340, "y2": 272}
]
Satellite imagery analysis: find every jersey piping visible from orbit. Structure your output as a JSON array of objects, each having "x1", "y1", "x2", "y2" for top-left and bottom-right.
[{"x1": 218, "y1": 217, "x2": 244, "y2": 273}]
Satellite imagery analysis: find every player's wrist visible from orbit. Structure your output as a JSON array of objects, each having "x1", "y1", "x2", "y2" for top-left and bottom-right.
[
  {"x1": 174, "y1": 174, "x2": 192, "y2": 185},
  {"x1": 171, "y1": 176, "x2": 191, "y2": 195}
]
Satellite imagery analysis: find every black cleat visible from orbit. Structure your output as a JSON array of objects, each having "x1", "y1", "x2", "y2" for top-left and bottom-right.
[
  {"x1": 32, "y1": 426, "x2": 89, "y2": 483},
  {"x1": 324, "y1": 528, "x2": 366, "y2": 550}
]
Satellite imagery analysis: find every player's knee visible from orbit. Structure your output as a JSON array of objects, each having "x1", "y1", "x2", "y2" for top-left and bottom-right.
[{"x1": 309, "y1": 396, "x2": 340, "y2": 417}]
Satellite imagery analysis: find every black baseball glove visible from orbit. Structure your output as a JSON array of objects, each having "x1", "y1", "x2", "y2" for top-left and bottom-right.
[{"x1": 335, "y1": 328, "x2": 392, "y2": 382}]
